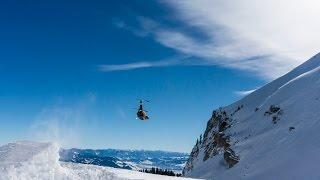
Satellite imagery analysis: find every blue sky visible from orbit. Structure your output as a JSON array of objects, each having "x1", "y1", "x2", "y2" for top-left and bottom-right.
[{"x1": 0, "y1": 0, "x2": 318, "y2": 152}]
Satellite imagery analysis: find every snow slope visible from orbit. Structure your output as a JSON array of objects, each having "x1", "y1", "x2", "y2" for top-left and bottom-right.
[
  {"x1": 183, "y1": 53, "x2": 320, "y2": 180},
  {"x1": 0, "y1": 141, "x2": 198, "y2": 180}
]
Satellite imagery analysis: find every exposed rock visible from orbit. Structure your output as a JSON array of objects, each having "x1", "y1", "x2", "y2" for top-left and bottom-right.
[
  {"x1": 264, "y1": 105, "x2": 281, "y2": 115},
  {"x1": 184, "y1": 108, "x2": 239, "y2": 175},
  {"x1": 224, "y1": 148, "x2": 239, "y2": 168},
  {"x1": 264, "y1": 105, "x2": 283, "y2": 124}
]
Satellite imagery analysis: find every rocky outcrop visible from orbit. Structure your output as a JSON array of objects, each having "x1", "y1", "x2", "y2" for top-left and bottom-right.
[
  {"x1": 264, "y1": 105, "x2": 283, "y2": 124},
  {"x1": 224, "y1": 148, "x2": 239, "y2": 168},
  {"x1": 183, "y1": 107, "x2": 241, "y2": 175}
]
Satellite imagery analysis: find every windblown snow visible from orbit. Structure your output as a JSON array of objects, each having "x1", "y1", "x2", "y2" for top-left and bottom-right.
[
  {"x1": 0, "y1": 141, "x2": 198, "y2": 180},
  {"x1": 184, "y1": 53, "x2": 320, "y2": 180}
]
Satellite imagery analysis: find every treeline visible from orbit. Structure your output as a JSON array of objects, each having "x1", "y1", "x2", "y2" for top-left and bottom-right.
[{"x1": 140, "y1": 167, "x2": 182, "y2": 177}]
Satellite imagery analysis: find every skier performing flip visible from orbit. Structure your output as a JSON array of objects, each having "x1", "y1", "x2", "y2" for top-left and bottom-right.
[{"x1": 136, "y1": 100, "x2": 149, "y2": 120}]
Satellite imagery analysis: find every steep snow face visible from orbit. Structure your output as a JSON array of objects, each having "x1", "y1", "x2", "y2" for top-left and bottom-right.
[
  {"x1": 183, "y1": 53, "x2": 320, "y2": 180},
  {"x1": 0, "y1": 141, "x2": 198, "y2": 180}
]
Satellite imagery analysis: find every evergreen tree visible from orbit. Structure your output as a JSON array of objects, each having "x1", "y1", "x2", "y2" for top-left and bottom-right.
[{"x1": 141, "y1": 167, "x2": 180, "y2": 177}]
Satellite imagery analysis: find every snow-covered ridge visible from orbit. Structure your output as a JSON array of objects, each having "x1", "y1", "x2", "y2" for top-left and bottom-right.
[
  {"x1": 0, "y1": 141, "x2": 199, "y2": 180},
  {"x1": 184, "y1": 53, "x2": 320, "y2": 179}
]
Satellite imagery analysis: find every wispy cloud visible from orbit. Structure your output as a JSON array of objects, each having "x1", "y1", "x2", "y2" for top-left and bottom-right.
[
  {"x1": 162, "y1": 0, "x2": 320, "y2": 79},
  {"x1": 98, "y1": 55, "x2": 192, "y2": 72},
  {"x1": 134, "y1": 19, "x2": 290, "y2": 80},
  {"x1": 234, "y1": 88, "x2": 258, "y2": 97},
  {"x1": 113, "y1": 19, "x2": 149, "y2": 37},
  {"x1": 116, "y1": 1, "x2": 320, "y2": 79}
]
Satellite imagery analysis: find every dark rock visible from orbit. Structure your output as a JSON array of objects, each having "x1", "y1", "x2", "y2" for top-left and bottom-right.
[
  {"x1": 224, "y1": 148, "x2": 239, "y2": 168},
  {"x1": 265, "y1": 105, "x2": 281, "y2": 115}
]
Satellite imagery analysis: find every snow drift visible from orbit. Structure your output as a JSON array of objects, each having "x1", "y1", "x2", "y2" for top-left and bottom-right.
[
  {"x1": 0, "y1": 141, "x2": 197, "y2": 180},
  {"x1": 183, "y1": 53, "x2": 320, "y2": 180}
]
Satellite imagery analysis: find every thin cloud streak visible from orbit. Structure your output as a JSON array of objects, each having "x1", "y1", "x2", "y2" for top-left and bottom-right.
[
  {"x1": 134, "y1": 17, "x2": 293, "y2": 80},
  {"x1": 99, "y1": 62, "x2": 155, "y2": 72},
  {"x1": 98, "y1": 56, "x2": 190, "y2": 72},
  {"x1": 114, "y1": 1, "x2": 320, "y2": 80},
  {"x1": 160, "y1": 0, "x2": 320, "y2": 79},
  {"x1": 234, "y1": 88, "x2": 258, "y2": 97}
]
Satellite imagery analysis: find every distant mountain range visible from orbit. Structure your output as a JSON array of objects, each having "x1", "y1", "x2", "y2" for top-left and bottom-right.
[
  {"x1": 59, "y1": 148, "x2": 188, "y2": 173},
  {"x1": 0, "y1": 141, "x2": 197, "y2": 180}
]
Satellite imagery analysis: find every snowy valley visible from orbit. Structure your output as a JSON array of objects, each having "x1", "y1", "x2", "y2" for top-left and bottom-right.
[
  {"x1": 59, "y1": 147, "x2": 188, "y2": 173},
  {"x1": 0, "y1": 141, "x2": 197, "y2": 180}
]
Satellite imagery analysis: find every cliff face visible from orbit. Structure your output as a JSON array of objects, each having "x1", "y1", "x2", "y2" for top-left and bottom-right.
[
  {"x1": 183, "y1": 107, "x2": 241, "y2": 175},
  {"x1": 183, "y1": 53, "x2": 320, "y2": 180}
]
